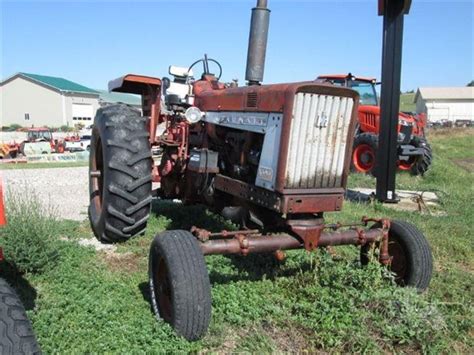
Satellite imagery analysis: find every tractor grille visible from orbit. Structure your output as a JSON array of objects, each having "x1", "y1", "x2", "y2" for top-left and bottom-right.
[{"x1": 285, "y1": 92, "x2": 355, "y2": 189}]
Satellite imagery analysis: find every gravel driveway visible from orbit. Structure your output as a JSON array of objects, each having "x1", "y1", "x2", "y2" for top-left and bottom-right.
[{"x1": 1, "y1": 167, "x2": 89, "y2": 221}]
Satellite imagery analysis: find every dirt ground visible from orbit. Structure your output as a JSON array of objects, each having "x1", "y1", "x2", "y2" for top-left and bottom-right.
[
  {"x1": 1, "y1": 166, "x2": 88, "y2": 221},
  {"x1": 453, "y1": 158, "x2": 474, "y2": 173}
]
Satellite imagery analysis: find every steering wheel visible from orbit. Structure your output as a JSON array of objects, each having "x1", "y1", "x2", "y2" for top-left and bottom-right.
[{"x1": 188, "y1": 54, "x2": 222, "y2": 81}]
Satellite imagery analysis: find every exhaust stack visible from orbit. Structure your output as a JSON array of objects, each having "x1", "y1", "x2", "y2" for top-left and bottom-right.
[{"x1": 245, "y1": 0, "x2": 271, "y2": 86}]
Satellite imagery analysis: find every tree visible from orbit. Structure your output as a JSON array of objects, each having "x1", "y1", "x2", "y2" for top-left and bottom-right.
[{"x1": 467, "y1": 80, "x2": 474, "y2": 87}]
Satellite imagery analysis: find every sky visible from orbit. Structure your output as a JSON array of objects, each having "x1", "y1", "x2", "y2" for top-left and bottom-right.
[{"x1": 1, "y1": 0, "x2": 473, "y2": 92}]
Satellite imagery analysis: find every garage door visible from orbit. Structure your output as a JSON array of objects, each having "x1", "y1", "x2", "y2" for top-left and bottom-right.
[
  {"x1": 428, "y1": 108, "x2": 449, "y2": 122},
  {"x1": 72, "y1": 103, "x2": 94, "y2": 121}
]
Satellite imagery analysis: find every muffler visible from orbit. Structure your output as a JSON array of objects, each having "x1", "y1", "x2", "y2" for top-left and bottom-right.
[{"x1": 245, "y1": 0, "x2": 271, "y2": 85}]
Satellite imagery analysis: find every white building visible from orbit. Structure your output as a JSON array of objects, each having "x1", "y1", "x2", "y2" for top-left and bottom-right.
[
  {"x1": 0, "y1": 73, "x2": 141, "y2": 128},
  {"x1": 415, "y1": 87, "x2": 474, "y2": 124}
]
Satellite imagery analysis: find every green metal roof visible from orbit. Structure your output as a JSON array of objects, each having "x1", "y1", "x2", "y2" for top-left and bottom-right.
[
  {"x1": 97, "y1": 90, "x2": 142, "y2": 106},
  {"x1": 20, "y1": 72, "x2": 99, "y2": 94}
]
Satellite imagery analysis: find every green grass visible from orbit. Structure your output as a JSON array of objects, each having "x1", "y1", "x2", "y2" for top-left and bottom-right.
[
  {"x1": 0, "y1": 161, "x2": 88, "y2": 170},
  {"x1": 0, "y1": 187, "x2": 61, "y2": 273},
  {"x1": 400, "y1": 92, "x2": 416, "y2": 112},
  {"x1": 2, "y1": 129, "x2": 473, "y2": 353}
]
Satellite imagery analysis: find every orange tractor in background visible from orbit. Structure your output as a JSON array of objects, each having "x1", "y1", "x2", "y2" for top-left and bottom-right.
[
  {"x1": 21, "y1": 127, "x2": 65, "y2": 154},
  {"x1": 0, "y1": 128, "x2": 66, "y2": 159},
  {"x1": 0, "y1": 143, "x2": 18, "y2": 160},
  {"x1": 317, "y1": 74, "x2": 432, "y2": 176}
]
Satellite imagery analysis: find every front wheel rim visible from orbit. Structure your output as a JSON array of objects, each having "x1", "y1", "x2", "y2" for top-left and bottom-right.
[
  {"x1": 398, "y1": 158, "x2": 415, "y2": 171},
  {"x1": 90, "y1": 137, "x2": 104, "y2": 214},
  {"x1": 389, "y1": 239, "x2": 408, "y2": 285},
  {"x1": 353, "y1": 144, "x2": 375, "y2": 172},
  {"x1": 155, "y1": 259, "x2": 173, "y2": 322}
]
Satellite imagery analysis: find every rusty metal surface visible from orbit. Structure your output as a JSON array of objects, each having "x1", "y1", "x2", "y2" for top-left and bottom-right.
[
  {"x1": 108, "y1": 74, "x2": 162, "y2": 95},
  {"x1": 279, "y1": 187, "x2": 345, "y2": 195},
  {"x1": 200, "y1": 234, "x2": 301, "y2": 255},
  {"x1": 191, "y1": 226, "x2": 260, "y2": 242},
  {"x1": 214, "y1": 174, "x2": 345, "y2": 214},
  {"x1": 214, "y1": 174, "x2": 281, "y2": 212},
  {"x1": 274, "y1": 249, "x2": 286, "y2": 261},
  {"x1": 285, "y1": 92, "x2": 354, "y2": 190},
  {"x1": 149, "y1": 88, "x2": 161, "y2": 144},
  {"x1": 180, "y1": 78, "x2": 358, "y2": 213},
  {"x1": 288, "y1": 221, "x2": 324, "y2": 251},
  {"x1": 274, "y1": 85, "x2": 359, "y2": 193},
  {"x1": 362, "y1": 217, "x2": 392, "y2": 265},
  {"x1": 199, "y1": 228, "x2": 385, "y2": 256},
  {"x1": 281, "y1": 193, "x2": 343, "y2": 214},
  {"x1": 195, "y1": 80, "x2": 354, "y2": 114}
]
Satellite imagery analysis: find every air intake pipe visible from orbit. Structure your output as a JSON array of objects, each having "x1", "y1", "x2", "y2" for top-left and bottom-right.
[{"x1": 245, "y1": 0, "x2": 271, "y2": 86}]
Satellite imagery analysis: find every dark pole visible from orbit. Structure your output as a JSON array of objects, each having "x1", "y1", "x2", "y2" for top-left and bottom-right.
[
  {"x1": 245, "y1": 0, "x2": 271, "y2": 86},
  {"x1": 376, "y1": 0, "x2": 411, "y2": 202}
]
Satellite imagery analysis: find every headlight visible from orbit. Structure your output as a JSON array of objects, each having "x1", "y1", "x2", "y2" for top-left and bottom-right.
[{"x1": 185, "y1": 107, "x2": 202, "y2": 124}]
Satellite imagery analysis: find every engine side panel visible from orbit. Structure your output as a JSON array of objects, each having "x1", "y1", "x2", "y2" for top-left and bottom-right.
[{"x1": 255, "y1": 113, "x2": 283, "y2": 190}]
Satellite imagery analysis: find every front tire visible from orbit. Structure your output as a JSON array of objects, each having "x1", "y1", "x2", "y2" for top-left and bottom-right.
[
  {"x1": 88, "y1": 104, "x2": 152, "y2": 243},
  {"x1": 0, "y1": 278, "x2": 40, "y2": 354},
  {"x1": 148, "y1": 230, "x2": 212, "y2": 341},
  {"x1": 351, "y1": 133, "x2": 378, "y2": 176},
  {"x1": 361, "y1": 220, "x2": 433, "y2": 292},
  {"x1": 409, "y1": 136, "x2": 433, "y2": 176}
]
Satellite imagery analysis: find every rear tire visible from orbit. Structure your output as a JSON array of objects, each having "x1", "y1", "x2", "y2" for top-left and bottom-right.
[
  {"x1": 0, "y1": 278, "x2": 40, "y2": 354},
  {"x1": 351, "y1": 133, "x2": 378, "y2": 176},
  {"x1": 88, "y1": 104, "x2": 152, "y2": 243},
  {"x1": 148, "y1": 230, "x2": 212, "y2": 341},
  {"x1": 361, "y1": 220, "x2": 433, "y2": 292},
  {"x1": 409, "y1": 136, "x2": 432, "y2": 176}
]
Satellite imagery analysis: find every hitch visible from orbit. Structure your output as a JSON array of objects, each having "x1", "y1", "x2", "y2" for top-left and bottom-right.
[{"x1": 362, "y1": 217, "x2": 391, "y2": 265}]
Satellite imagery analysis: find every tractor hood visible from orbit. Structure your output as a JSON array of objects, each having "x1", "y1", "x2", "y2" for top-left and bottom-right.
[{"x1": 359, "y1": 105, "x2": 417, "y2": 124}]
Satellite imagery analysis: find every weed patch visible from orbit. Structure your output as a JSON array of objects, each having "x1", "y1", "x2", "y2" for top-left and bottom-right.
[
  {"x1": 0, "y1": 187, "x2": 61, "y2": 273},
  {"x1": 101, "y1": 251, "x2": 143, "y2": 274}
]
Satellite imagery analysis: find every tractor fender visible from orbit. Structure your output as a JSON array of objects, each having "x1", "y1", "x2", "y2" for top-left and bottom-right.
[{"x1": 108, "y1": 74, "x2": 162, "y2": 95}]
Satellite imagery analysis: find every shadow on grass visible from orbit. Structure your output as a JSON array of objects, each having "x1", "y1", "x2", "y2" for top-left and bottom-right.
[
  {"x1": 138, "y1": 281, "x2": 155, "y2": 318},
  {"x1": 151, "y1": 199, "x2": 234, "y2": 232},
  {"x1": 0, "y1": 261, "x2": 37, "y2": 311},
  {"x1": 208, "y1": 253, "x2": 314, "y2": 285},
  {"x1": 149, "y1": 199, "x2": 316, "y2": 286}
]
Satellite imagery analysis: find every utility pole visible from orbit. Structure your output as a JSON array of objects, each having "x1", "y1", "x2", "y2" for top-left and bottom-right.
[{"x1": 376, "y1": 0, "x2": 412, "y2": 202}]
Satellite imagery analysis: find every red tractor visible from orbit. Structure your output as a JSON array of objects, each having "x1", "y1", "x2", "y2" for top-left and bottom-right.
[
  {"x1": 21, "y1": 127, "x2": 65, "y2": 155},
  {"x1": 88, "y1": 1, "x2": 433, "y2": 340},
  {"x1": 317, "y1": 74, "x2": 432, "y2": 176}
]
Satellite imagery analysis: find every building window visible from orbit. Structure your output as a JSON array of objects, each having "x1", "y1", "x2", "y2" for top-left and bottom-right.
[{"x1": 25, "y1": 113, "x2": 30, "y2": 121}]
